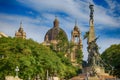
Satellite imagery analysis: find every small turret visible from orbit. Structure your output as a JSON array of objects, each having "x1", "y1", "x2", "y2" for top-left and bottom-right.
[{"x1": 15, "y1": 21, "x2": 26, "y2": 39}]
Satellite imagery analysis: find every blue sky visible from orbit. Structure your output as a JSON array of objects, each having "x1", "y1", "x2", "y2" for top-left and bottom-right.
[{"x1": 0, "y1": 0, "x2": 120, "y2": 60}]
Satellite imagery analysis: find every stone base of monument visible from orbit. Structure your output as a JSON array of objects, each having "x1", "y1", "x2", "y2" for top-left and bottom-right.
[
  {"x1": 83, "y1": 66, "x2": 106, "y2": 74},
  {"x1": 88, "y1": 76, "x2": 99, "y2": 80},
  {"x1": 82, "y1": 66, "x2": 116, "y2": 80}
]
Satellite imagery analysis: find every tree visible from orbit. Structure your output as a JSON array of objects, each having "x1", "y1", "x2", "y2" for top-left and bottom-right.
[
  {"x1": 76, "y1": 49, "x2": 83, "y2": 65},
  {"x1": 0, "y1": 37, "x2": 77, "y2": 80},
  {"x1": 56, "y1": 30, "x2": 68, "y2": 53},
  {"x1": 101, "y1": 44, "x2": 120, "y2": 78},
  {"x1": 56, "y1": 52, "x2": 77, "y2": 79}
]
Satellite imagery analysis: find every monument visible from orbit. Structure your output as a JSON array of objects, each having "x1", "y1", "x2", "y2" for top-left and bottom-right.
[
  {"x1": 87, "y1": 4, "x2": 104, "y2": 75},
  {"x1": 82, "y1": 4, "x2": 116, "y2": 80}
]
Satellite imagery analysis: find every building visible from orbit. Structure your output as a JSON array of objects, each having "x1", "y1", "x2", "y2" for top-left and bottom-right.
[
  {"x1": 43, "y1": 17, "x2": 83, "y2": 65},
  {"x1": 43, "y1": 17, "x2": 68, "y2": 48},
  {"x1": 71, "y1": 21, "x2": 83, "y2": 63},
  {"x1": 15, "y1": 22, "x2": 26, "y2": 39},
  {"x1": 0, "y1": 32, "x2": 8, "y2": 38}
]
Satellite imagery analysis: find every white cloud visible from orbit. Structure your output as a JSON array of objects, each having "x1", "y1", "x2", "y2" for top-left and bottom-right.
[
  {"x1": 0, "y1": 13, "x2": 49, "y2": 43},
  {"x1": 105, "y1": 0, "x2": 120, "y2": 10},
  {"x1": 104, "y1": 0, "x2": 120, "y2": 21},
  {"x1": 17, "y1": 0, "x2": 120, "y2": 28}
]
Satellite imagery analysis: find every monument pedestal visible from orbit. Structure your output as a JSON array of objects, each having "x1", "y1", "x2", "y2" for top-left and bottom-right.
[
  {"x1": 82, "y1": 66, "x2": 116, "y2": 80},
  {"x1": 83, "y1": 66, "x2": 105, "y2": 74},
  {"x1": 88, "y1": 76, "x2": 99, "y2": 80}
]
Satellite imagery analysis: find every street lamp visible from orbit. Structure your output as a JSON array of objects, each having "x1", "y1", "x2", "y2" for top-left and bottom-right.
[
  {"x1": 36, "y1": 74, "x2": 40, "y2": 80},
  {"x1": 15, "y1": 66, "x2": 19, "y2": 78}
]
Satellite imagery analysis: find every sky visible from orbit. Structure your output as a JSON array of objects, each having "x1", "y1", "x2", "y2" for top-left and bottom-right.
[{"x1": 0, "y1": 0, "x2": 120, "y2": 60}]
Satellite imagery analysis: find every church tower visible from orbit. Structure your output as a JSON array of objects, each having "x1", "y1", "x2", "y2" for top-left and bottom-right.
[
  {"x1": 71, "y1": 21, "x2": 83, "y2": 63},
  {"x1": 15, "y1": 22, "x2": 26, "y2": 39}
]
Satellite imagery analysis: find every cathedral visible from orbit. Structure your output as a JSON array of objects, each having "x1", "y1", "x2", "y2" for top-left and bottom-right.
[
  {"x1": 43, "y1": 17, "x2": 83, "y2": 64},
  {"x1": 14, "y1": 17, "x2": 83, "y2": 64},
  {"x1": 43, "y1": 17, "x2": 68, "y2": 46}
]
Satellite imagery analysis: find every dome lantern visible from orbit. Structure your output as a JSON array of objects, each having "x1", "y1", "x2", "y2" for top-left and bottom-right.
[{"x1": 53, "y1": 16, "x2": 59, "y2": 28}]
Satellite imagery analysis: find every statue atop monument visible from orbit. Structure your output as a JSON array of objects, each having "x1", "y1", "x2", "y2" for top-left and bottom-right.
[
  {"x1": 88, "y1": 4, "x2": 95, "y2": 43},
  {"x1": 89, "y1": 4, "x2": 94, "y2": 20}
]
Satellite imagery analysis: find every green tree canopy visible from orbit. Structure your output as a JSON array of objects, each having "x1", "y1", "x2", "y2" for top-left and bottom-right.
[
  {"x1": 56, "y1": 30, "x2": 69, "y2": 53},
  {"x1": 0, "y1": 37, "x2": 77, "y2": 80},
  {"x1": 101, "y1": 44, "x2": 120, "y2": 78}
]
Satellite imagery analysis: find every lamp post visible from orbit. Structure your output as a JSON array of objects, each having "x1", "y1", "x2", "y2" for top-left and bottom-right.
[
  {"x1": 15, "y1": 66, "x2": 19, "y2": 78},
  {"x1": 47, "y1": 70, "x2": 49, "y2": 80},
  {"x1": 37, "y1": 74, "x2": 41, "y2": 80},
  {"x1": 112, "y1": 66, "x2": 115, "y2": 76}
]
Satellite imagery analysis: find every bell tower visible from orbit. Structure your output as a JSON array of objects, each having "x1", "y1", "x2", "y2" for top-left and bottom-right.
[{"x1": 71, "y1": 21, "x2": 82, "y2": 63}]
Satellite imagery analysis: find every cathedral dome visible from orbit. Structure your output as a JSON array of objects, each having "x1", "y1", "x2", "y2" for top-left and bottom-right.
[{"x1": 44, "y1": 17, "x2": 68, "y2": 42}]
